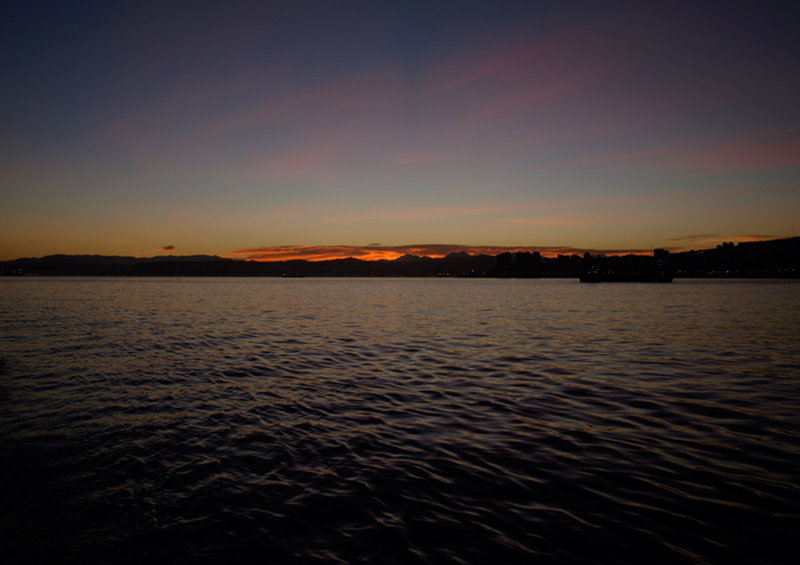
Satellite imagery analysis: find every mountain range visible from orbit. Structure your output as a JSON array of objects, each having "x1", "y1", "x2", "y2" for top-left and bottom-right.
[{"x1": 1, "y1": 238, "x2": 797, "y2": 278}]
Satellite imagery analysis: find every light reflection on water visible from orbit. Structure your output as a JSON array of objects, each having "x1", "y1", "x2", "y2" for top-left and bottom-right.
[{"x1": 1, "y1": 277, "x2": 799, "y2": 563}]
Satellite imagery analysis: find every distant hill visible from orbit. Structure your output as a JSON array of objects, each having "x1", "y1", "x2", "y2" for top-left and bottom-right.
[
  {"x1": 22, "y1": 254, "x2": 229, "y2": 265},
  {"x1": 1, "y1": 238, "x2": 797, "y2": 277},
  {"x1": 0, "y1": 251, "x2": 495, "y2": 277},
  {"x1": 394, "y1": 254, "x2": 429, "y2": 263}
]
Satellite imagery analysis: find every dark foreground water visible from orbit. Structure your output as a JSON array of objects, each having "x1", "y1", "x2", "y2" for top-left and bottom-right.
[{"x1": 1, "y1": 277, "x2": 799, "y2": 564}]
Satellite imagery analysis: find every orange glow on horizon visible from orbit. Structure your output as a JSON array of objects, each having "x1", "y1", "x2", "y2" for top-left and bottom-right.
[{"x1": 230, "y1": 244, "x2": 657, "y2": 262}]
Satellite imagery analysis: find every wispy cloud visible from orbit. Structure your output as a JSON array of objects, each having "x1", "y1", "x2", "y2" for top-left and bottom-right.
[
  {"x1": 135, "y1": 244, "x2": 178, "y2": 257},
  {"x1": 106, "y1": 69, "x2": 405, "y2": 179},
  {"x1": 233, "y1": 244, "x2": 468, "y2": 262},
  {"x1": 667, "y1": 233, "x2": 777, "y2": 250},
  {"x1": 737, "y1": 235, "x2": 779, "y2": 242},
  {"x1": 386, "y1": 152, "x2": 458, "y2": 165},
  {"x1": 670, "y1": 139, "x2": 800, "y2": 177},
  {"x1": 528, "y1": 137, "x2": 800, "y2": 178},
  {"x1": 232, "y1": 243, "x2": 652, "y2": 262},
  {"x1": 667, "y1": 234, "x2": 719, "y2": 242},
  {"x1": 535, "y1": 150, "x2": 665, "y2": 173}
]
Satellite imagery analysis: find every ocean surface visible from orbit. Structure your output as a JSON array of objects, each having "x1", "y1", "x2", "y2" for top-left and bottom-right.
[{"x1": 1, "y1": 277, "x2": 799, "y2": 564}]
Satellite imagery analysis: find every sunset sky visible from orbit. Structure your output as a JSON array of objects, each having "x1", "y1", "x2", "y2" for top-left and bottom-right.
[{"x1": 2, "y1": 0, "x2": 798, "y2": 261}]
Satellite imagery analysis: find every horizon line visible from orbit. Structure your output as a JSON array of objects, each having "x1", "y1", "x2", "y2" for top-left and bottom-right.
[{"x1": 3, "y1": 235, "x2": 789, "y2": 263}]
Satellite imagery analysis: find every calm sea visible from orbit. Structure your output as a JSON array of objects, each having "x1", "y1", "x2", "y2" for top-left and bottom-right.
[{"x1": 1, "y1": 277, "x2": 799, "y2": 564}]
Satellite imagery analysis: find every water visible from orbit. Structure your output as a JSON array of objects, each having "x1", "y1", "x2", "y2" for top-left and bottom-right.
[{"x1": 1, "y1": 277, "x2": 798, "y2": 564}]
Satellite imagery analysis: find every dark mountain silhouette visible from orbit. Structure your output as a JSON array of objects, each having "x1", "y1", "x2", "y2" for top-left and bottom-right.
[
  {"x1": 394, "y1": 254, "x2": 429, "y2": 263},
  {"x1": 444, "y1": 251, "x2": 472, "y2": 260},
  {"x1": 10, "y1": 254, "x2": 230, "y2": 265},
  {"x1": 1, "y1": 238, "x2": 797, "y2": 278}
]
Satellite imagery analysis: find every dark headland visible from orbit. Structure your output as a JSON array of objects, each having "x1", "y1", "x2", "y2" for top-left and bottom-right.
[{"x1": 1, "y1": 237, "x2": 798, "y2": 278}]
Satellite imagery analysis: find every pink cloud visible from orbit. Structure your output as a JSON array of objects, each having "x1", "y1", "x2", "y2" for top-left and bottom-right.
[
  {"x1": 386, "y1": 152, "x2": 458, "y2": 165},
  {"x1": 105, "y1": 69, "x2": 405, "y2": 179},
  {"x1": 187, "y1": 70, "x2": 400, "y2": 151},
  {"x1": 465, "y1": 68, "x2": 605, "y2": 123},
  {"x1": 246, "y1": 116, "x2": 388, "y2": 181},
  {"x1": 430, "y1": 41, "x2": 554, "y2": 94},
  {"x1": 532, "y1": 149, "x2": 666, "y2": 173},
  {"x1": 529, "y1": 138, "x2": 800, "y2": 177},
  {"x1": 232, "y1": 243, "x2": 652, "y2": 262},
  {"x1": 670, "y1": 138, "x2": 800, "y2": 177},
  {"x1": 221, "y1": 73, "x2": 409, "y2": 180},
  {"x1": 233, "y1": 244, "x2": 472, "y2": 262},
  {"x1": 426, "y1": 11, "x2": 647, "y2": 93},
  {"x1": 407, "y1": 19, "x2": 654, "y2": 155}
]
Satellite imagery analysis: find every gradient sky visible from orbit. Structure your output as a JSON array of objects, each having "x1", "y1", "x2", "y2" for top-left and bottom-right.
[{"x1": 2, "y1": 0, "x2": 799, "y2": 261}]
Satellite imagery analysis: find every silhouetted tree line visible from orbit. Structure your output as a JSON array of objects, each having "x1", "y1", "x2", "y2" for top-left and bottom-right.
[
  {"x1": 666, "y1": 237, "x2": 799, "y2": 277},
  {"x1": 1, "y1": 238, "x2": 798, "y2": 278},
  {"x1": 494, "y1": 238, "x2": 799, "y2": 278}
]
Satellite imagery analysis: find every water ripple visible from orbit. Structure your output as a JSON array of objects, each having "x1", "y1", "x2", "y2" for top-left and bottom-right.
[{"x1": 1, "y1": 278, "x2": 799, "y2": 563}]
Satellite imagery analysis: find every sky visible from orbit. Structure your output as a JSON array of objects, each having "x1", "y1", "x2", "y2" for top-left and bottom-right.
[{"x1": 2, "y1": 0, "x2": 799, "y2": 261}]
